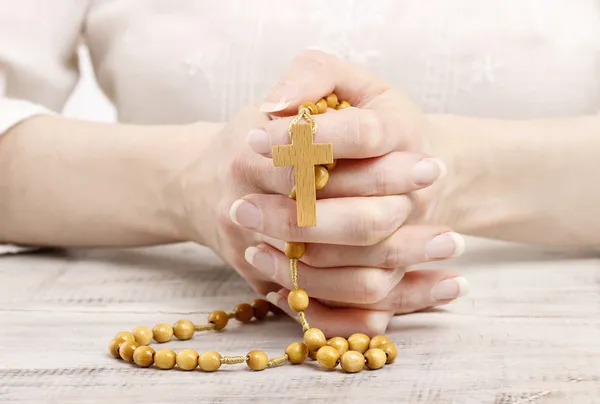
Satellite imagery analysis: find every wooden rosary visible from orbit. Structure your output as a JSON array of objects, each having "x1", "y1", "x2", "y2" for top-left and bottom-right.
[{"x1": 108, "y1": 93, "x2": 398, "y2": 373}]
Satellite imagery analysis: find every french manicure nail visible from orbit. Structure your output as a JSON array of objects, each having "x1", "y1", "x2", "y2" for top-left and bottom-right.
[
  {"x1": 244, "y1": 246, "x2": 276, "y2": 278},
  {"x1": 266, "y1": 291, "x2": 280, "y2": 306},
  {"x1": 425, "y1": 232, "x2": 465, "y2": 259},
  {"x1": 259, "y1": 81, "x2": 299, "y2": 113},
  {"x1": 412, "y1": 158, "x2": 447, "y2": 185},
  {"x1": 431, "y1": 277, "x2": 470, "y2": 301},
  {"x1": 229, "y1": 199, "x2": 261, "y2": 229},
  {"x1": 246, "y1": 129, "x2": 271, "y2": 154}
]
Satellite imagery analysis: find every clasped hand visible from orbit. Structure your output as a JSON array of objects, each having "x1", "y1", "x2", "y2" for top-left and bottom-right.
[{"x1": 183, "y1": 50, "x2": 468, "y2": 337}]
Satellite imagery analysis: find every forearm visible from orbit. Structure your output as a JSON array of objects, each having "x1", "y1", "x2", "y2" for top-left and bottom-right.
[
  {"x1": 0, "y1": 115, "x2": 221, "y2": 248},
  {"x1": 428, "y1": 114, "x2": 600, "y2": 247}
]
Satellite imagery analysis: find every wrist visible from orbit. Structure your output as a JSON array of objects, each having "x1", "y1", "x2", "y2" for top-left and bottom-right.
[
  {"x1": 167, "y1": 121, "x2": 225, "y2": 248},
  {"x1": 425, "y1": 114, "x2": 515, "y2": 234}
]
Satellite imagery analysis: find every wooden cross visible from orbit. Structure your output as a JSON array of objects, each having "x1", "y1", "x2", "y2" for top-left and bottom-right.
[{"x1": 272, "y1": 123, "x2": 333, "y2": 227}]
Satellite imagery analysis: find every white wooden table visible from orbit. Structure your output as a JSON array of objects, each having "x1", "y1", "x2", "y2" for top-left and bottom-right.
[{"x1": 0, "y1": 238, "x2": 598, "y2": 404}]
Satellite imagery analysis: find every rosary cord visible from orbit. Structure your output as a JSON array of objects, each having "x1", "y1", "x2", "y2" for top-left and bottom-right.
[
  {"x1": 221, "y1": 356, "x2": 247, "y2": 365},
  {"x1": 290, "y1": 258, "x2": 299, "y2": 289}
]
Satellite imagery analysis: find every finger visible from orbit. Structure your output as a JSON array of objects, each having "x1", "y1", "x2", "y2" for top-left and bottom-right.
[
  {"x1": 320, "y1": 269, "x2": 470, "y2": 313},
  {"x1": 249, "y1": 107, "x2": 404, "y2": 159},
  {"x1": 265, "y1": 226, "x2": 466, "y2": 269},
  {"x1": 318, "y1": 154, "x2": 446, "y2": 198},
  {"x1": 249, "y1": 152, "x2": 446, "y2": 199},
  {"x1": 245, "y1": 243, "x2": 405, "y2": 305},
  {"x1": 230, "y1": 194, "x2": 410, "y2": 246},
  {"x1": 266, "y1": 289, "x2": 393, "y2": 338},
  {"x1": 259, "y1": 50, "x2": 389, "y2": 115}
]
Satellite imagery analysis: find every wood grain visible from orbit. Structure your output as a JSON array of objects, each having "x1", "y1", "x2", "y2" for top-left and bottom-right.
[
  {"x1": 0, "y1": 238, "x2": 598, "y2": 403},
  {"x1": 272, "y1": 123, "x2": 333, "y2": 227}
]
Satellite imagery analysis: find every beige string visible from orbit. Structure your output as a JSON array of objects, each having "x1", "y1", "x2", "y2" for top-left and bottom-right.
[
  {"x1": 220, "y1": 356, "x2": 247, "y2": 365},
  {"x1": 289, "y1": 258, "x2": 311, "y2": 331},
  {"x1": 267, "y1": 354, "x2": 289, "y2": 368},
  {"x1": 288, "y1": 106, "x2": 317, "y2": 140},
  {"x1": 298, "y1": 312, "x2": 310, "y2": 332},
  {"x1": 290, "y1": 258, "x2": 299, "y2": 289},
  {"x1": 194, "y1": 323, "x2": 216, "y2": 332}
]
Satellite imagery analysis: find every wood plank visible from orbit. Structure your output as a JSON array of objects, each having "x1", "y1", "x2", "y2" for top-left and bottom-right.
[{"x1": 0, "y1": 239, "x2": 598, "y2": 403}]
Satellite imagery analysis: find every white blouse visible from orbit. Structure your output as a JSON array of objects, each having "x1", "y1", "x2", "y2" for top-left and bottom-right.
[{"x1": 2, "y1": 0, "x2": 600, "y2": 253}]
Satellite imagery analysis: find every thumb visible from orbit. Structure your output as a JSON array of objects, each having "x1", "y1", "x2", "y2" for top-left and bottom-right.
[{"x1": 260, "y1": 50, "x2": 389, "y2": 115}]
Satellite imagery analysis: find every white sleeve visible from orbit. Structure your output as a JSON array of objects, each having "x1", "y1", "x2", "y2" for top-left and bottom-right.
[
  {"x1": 0, "y1": 0, "x2": 89, "y2": 255},
  {"x1": 0, "y1": 98, "x2": 56, "y2": 135}
]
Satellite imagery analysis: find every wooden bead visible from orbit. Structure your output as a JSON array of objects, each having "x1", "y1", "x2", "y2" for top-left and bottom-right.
[
  {"x1": 199, "y1": 351, "x2": 222, "y2": 372},
  {"x1": 348, "y1": 333, "x2": 371, "y2": 354},
  {"x1": 327, "y1": 337, "x2": 349, "y2": 355},
  {"x1": 364, "y1": 348, "x2": 387, "y2": 370},
  {"x1": 173, "y1": 320, "x2": 195, "y2": 341},
  {"x1": 115, "y1": 331, "x2": 135, "y2": 343},
  {"x1": 208, "y1": 310, "x2": 229, "y2": 330},
  {"x1": 336, "y1": 100, "x2": 351, "y2": 110},
  {"x1": 323, "y1": 159, "x2": 337, "y2": 171},
  {"x1": 285, "y1": 342, "x2": 308, "y2": 364},
  {"x1": 369, "y1": 335, "x2": 392, "y2": 349},
  {"x1": 284, "y1": 242, "x2": 305, "y2": 259},
  {"x1": 154, "y1": 348, "x2": 176, "y2": 369},
  {"x1": 246, "y1": 350, "x2": 268, "y2": 371},
  {"x1": 287, "y1": 289, "x2": 309, "y2": 312},
  {"x1": 132, "y1": 326, "x2": 153, "y2": 346},
  {"x1": 340, "y1": 351, "x2": 365, "y2": 373},
  {"x1": 152, "y1": 323, "x2": 173, "y2": 343},
  {"x1": 108, "y1": 338, "x2": 122, "y2": 359},
  {"x1": 315, "y1": 166, "x2": 329, "y2": 190},
  {"x1": 326, "y1": 93, "x2": 339, "y2": 108},
  {"x1": 316, "y1": 98, "x2": 328, "y2": 114},
  {"x1": 380, "y1": 343, "x2": 398, "y2": 364},
  {"x1": 234, "y1": 303, "x2": 254, "y2": 323},
  {"x1": 304, "y1": 328, "x2": 326, "y2": 352},
  {"x1": 176, "y1": 349, "x2": 199, "y2": 371},
  {"x1": 288, "y1": 186, "x2": 296, "y2": 200},
  {"x1": 251, "y1": 299, "x2": 270, "y2": 320},
  {"x1": 118, "y1": 340, "x2": 140, "y2": 363},
  {"x1": 301, "y1": 102, "x2": 318, "y2": 115},
  {"x1": 316, "y1": 346, "x2": 340, "y2": 369},
  {"x1": 133, "y1": 346, "x2": 155, "y2": 368}
]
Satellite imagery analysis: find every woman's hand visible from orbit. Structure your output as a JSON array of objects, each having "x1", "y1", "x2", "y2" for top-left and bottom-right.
[{"x1": 201, "y1": 50, "x2": 469, "y2": 336}]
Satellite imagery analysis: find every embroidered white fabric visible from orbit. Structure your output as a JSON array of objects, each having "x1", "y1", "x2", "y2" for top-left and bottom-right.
[{"x1": 2, "y1": 0, "x2": 600, "y2": 254}]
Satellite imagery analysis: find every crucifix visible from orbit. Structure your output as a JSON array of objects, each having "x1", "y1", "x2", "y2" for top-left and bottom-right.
[{"x1": 272, "y1": 122, "x2": 333, "y2": 227}]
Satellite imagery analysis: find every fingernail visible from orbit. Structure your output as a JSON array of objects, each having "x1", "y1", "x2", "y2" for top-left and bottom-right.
[
  {"x1": 244, "y1": 246, "x2": 275, "y2": 278},
  {"x1": 266, "y1": 291, "x2": 280, "y2": 306},
  {"x1": 229, "y1": 199, "x2": 261, "y2": 229},
  {"x1": 425, "y1": 232, "x2": 465, "y2": 259},
  {"x1": 247, "y1": 129, "x2": 271, "y2": 154},
  {"x1": 259, "y1": 81, "x2": 299, "y2": 112},
  {"x1": 412, "y1": 158, "x2": 447, "y2": 185},
  {"x1": 431, "y1": 277, "x2": 470, "y2": 301}
]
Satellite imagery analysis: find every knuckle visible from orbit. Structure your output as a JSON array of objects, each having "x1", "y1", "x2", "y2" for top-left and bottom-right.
[
  {"x1": 392, "y1": 285, "x2": 413, "y2": 311},
  {"x1": 228, "y1": 154, "x2": 253, "y2": 182},
  {"x1": 356, "y1": 109, "x2": 385, "y2": 155},
  {"x1": 280, "y1": 204, "x2": 304, "y2": 241},
  {"x1": 353, "y1": 200, "x2": 398, "y2": 246},
  {"x1": 357, "y1": 270, "x2": 390, "y2": 304},
  {"x1": 380, "y1": 240, "x2": 405, "y2": 268},
  {"x1": 371, "y1": 158, "x2": 393, "y2": 196}
]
